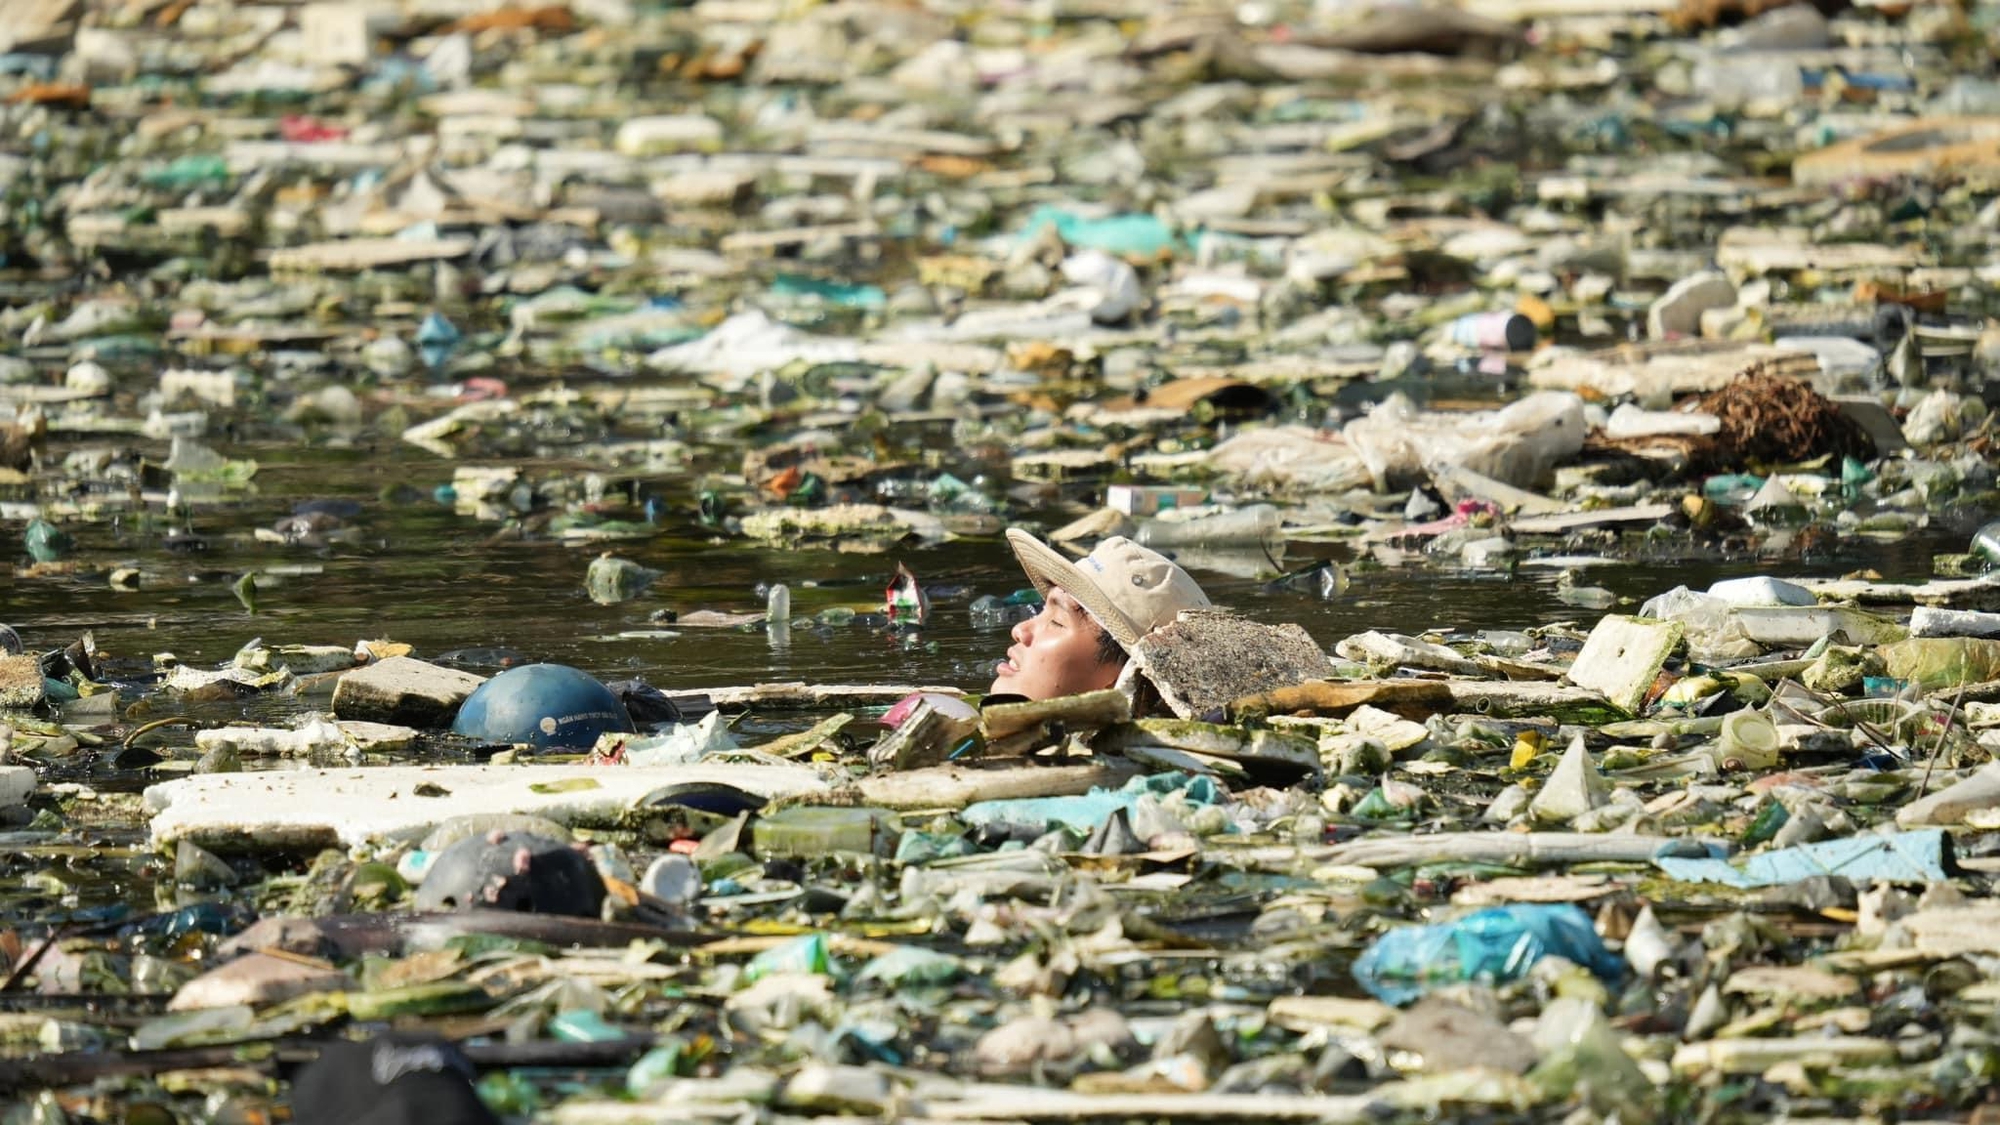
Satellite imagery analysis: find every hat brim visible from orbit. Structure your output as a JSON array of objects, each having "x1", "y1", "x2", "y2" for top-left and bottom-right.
[{"x1": 1005, "y1": 528, "x2": 1144, "y2": 649}]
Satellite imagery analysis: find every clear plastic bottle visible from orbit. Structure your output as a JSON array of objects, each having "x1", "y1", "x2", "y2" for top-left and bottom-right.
[
  {"x1": 1972, "y1": 521, "x2": 2000, "y2": 568},
  {"x1": 766, "y1": 584, "x2": 792, "y2": 651},
  {"x1": 1135, "y1": 503, "x2": 1281, "y2": 549},
  {"x1": 968, "y1": 594, "x2": 1007, "y2": 627},
  {"x1": 1691, "y1": 53, "x2": 1804, "y2": 111}
]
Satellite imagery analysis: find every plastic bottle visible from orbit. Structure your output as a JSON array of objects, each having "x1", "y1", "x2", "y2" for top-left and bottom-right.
[
  {"x1": 751, "y1": 806, "x2": 897, "y2": 858},
  {"x1": 765, "y1": 583, "x2": 791, "y2": 624},
  {"x1": 1691, "y1": 53, "x2": 1805, "y2": 110},
  {"x1": 1447, "y1": 311, "x2": 1537, "y2": 352},
  {"x1": 969, "y1": 594, "x2": 1007, "y2": 627},
  {"x1": 1717, "y1": 710, "x2": 1780, "y2": 770},
  {"x1": 640, "y1": 854, "x2": 702, "y2": 905},
  {"x1": 1972, "y1": 521, "x2": 2000, "y2": 567},
  {"x1": 1135, "y1": 503, "x2": 1281, "y2": 549},
  {"x1": 1935, "y1": 76, "x2": 2000, "y2": 115},
  {"x1": 140, "y1": 154, "x2": 229, "y2": 190}
]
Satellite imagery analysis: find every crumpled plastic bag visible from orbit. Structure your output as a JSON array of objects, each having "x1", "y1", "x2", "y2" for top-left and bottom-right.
[
  {"x1": 1527, "y1": 997, "x2": 1658, "y2": 1122},
  {"x1": 1641, "y1": 586, "x2": 1762, "y2": 662},
  {"x1": 646, "y1": 310, "x2": 859, "y2": 391},
  {"x1": 1351, "y1": 904, "x2": 1624, "y2": 1005},
  {"x1": 1056, "y1": 250, "x2": 1142, "y2": 324},
  {"x1": 1342, "y1": 391, "x2": 1588, "y2": 491},
  {"x1": 621, "y1": 711, "x2": 739, "y2": 766},
  {"x1": 1879, "y1": 637, "x2": 2000, "y2": 690},
  {"x1": 1202, "y1": 425, "x2": 1374, "y2": 494}
]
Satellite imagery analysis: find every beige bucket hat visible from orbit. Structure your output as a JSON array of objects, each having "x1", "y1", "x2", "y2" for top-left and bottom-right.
[{"x1": 1005, "y1": 528, "x2": 1212, "y2": 650}]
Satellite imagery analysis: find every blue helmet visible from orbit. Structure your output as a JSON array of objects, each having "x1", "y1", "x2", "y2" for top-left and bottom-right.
[{"x1": 452, "y1": 663, "x2": 635, "y2": 750}]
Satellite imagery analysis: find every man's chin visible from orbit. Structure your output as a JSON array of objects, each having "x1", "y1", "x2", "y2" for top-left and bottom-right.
[{"x1": 988, "y1": 659, "x2": 1019, "y2": 696}]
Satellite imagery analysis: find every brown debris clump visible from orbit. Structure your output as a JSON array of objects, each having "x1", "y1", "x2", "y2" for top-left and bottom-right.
[
  {"x1": 1669, "y1": 0, "x2": 1848, "y2": 32},
  {"x1": 0, "y1": 422, "x2": 38, "y2": 471},
  {"x1": 1691, "y1": 371, "x2": 1874, "y2": 468}
]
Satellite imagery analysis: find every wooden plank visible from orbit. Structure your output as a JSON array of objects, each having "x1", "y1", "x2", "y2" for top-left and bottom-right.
[
  {"x1": 1510, "y1": 503, "x2": 1674, "y2": 534},
  {"x1": 268, "y1": 237, "x2": 475, "y2": 273}
]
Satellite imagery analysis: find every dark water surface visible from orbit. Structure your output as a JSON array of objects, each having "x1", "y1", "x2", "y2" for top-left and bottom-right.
[{"x1": 5, "y1": 438, "x2": 1964, "y2": 715}]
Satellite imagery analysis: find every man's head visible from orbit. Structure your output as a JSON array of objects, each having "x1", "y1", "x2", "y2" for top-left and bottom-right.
[{"x1": 988, "y1": 530, "x2": 1212, "y2": 701}]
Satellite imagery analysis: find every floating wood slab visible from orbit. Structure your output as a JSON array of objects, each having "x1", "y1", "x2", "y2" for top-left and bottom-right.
[
  {"x1": 1510, "y1": 504, "x2": 1675, "y2": 535},
  {"x1": 1792, "y1": 117, "x2": 2000, "y2": 189},
  {"x1": 914, "y1": 1086, "x2": 1384, "y2": 1123},
  {"x1": 666, "y1": 682, "x2": 970, "y2": 711},
  {"x1": 268, "y1": 237, "x2": 476, "y2": 273},
  {"x1": 146, "y1": 763, "x2": 830, "y2": 851}
]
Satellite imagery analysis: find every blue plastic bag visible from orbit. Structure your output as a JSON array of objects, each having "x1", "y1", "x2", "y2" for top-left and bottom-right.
[{"x1": 1351, "y1": 904, "x2": 1624, "y2": 1005}]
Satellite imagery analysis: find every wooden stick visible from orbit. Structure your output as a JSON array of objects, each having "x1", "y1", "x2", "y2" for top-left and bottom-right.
[
  {"x1": 1918, "y1": 678, "x2": 1970, "y2": 798},
  {"x1": 664, "y1": 683, "x2": 968, "y2": 712},
  {"x1": 0, "y1": 1043, "x2": 300, "y2": 1093},
  {"x1": 839, "y1": 761, "x2": 1142, "y2": 812},
  {"x1": 916, "y1": 1086, "x2": 1382, "y2": 1122},
  {"x1": 0, "y1": 991, "x2": 173, "y2": 1014},
  {"x1": 982, "y1": 690, "x2": 1130, "y2": 741},
  {"x1": 0, "y1": 1033, "x2": 660, "y2": 1095},
  {"x1": 1311, "y1": 831, "x2": 1705, "y2": 870},
  {"x1": 0, "y1": 922, "x2": 70, "y2": 993},
  {"x1": 1232, "y1": 679, "x2": 1453, "y2": 721}
]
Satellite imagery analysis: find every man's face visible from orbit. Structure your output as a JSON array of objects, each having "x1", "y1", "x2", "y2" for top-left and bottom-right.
[{"x1": 988, "y1": 586, "x2": 1123, "y2": 701}]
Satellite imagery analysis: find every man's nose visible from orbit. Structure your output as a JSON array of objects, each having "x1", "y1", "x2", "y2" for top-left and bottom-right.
[{"x1": 1010, "y1": 614, "x2": 1033, "y2": 645}]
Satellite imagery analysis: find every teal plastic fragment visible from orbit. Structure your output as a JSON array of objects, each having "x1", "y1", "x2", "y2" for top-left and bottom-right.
[
  {"x1": 770, "y1": 274, "x2": 887, "y2": 309},
  {"x1": 140, "y1": 155, "x2": 230, "y2": 190},
  {"x1": 855, "y1": 945, "x2": 960, "y2": 987},
  {"x1": 626, "y1": 1038, "x2": 687, "y2": 1094},
  {"x1": 743, "y1": 932, "x2": 831, "y2": 983},
  {"x1": 1655, "y1": 828, "x2": 1951, "y2": 888},
  {"x1": 1702, "y1": 473, "x2": 1765, "y2": 505},
  {"x1": 1018, "y1": 206, "x2": 1183, "y2": 259},
  {"x1": 893, "y1": 830, "x2": 976, "y2": 865},
  {"x1": 25, "y1": 518, "x2": 72, "y2": 564},
  {"x1": 960, "y1": 772, "x2": 1221, "y2": 833},
  {"x1": 548, "y1": 1009, "x2": 625, "y2": 1043}
]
